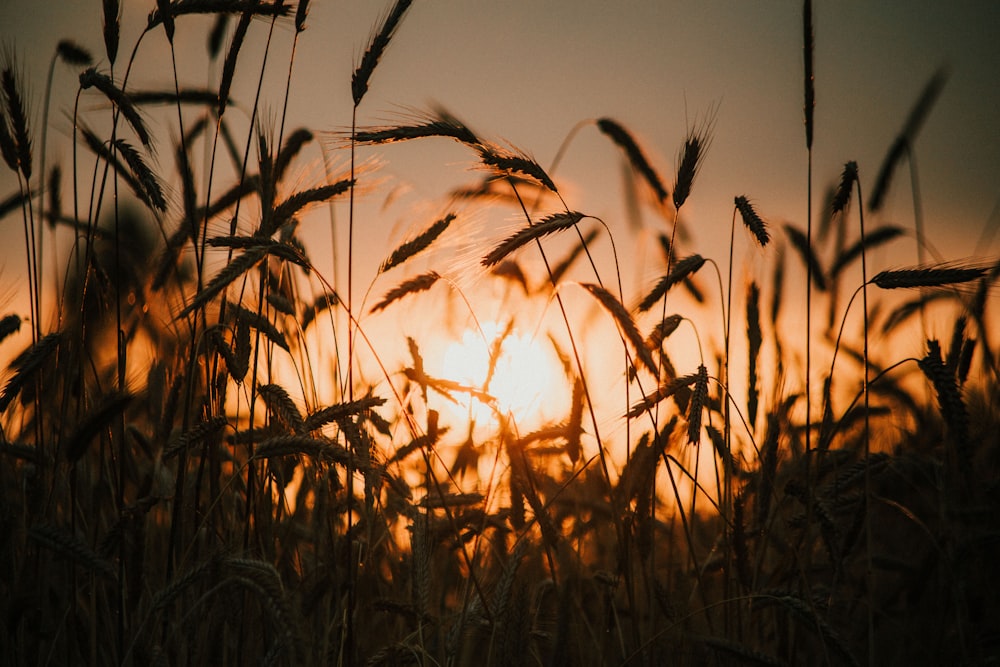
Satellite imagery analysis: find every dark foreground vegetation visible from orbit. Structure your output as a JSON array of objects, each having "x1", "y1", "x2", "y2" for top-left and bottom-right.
[{"x1": 1, "y1": 1, "x2": 997, "y2": 665}]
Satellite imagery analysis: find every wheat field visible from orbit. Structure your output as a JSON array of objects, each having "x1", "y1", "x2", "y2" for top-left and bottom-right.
[{"x1": 0, "y1": 2, "x2": 997, "y2": 665}]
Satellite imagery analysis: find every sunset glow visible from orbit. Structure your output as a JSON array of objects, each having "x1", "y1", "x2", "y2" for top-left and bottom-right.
[{"x1": 439, "y1": 321, "x2": 562, "y2": 427}]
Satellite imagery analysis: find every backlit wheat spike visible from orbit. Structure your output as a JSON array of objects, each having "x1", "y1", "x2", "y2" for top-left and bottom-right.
[
  {"x1": 65, "y1": 391, "x2": 134, "y2": 463},
  {"x1": 0, "y1": 332, "x2": 59, "y2": 413},
  {"x1": 829, "y1": 225, "x2": 904, "y2": 278},
  {"x1": 597, "y1": 117, "x2": 668, "y2": 204},
  {"x1": 370, "y1": 271, "x2": 440, "y2": 313},
  {"x1": 79, "y1": 125, "x2": 158, "y2": 210},
  {"x1": 217, "y1": 3, "x2": 255, "y2": 117},
  {"x1": 302, "y1": 396, "x2": 387, "y2": 433},
  {"x1": 478, "y1": 143, "x2": 558, "y2": 193},
  {"x1": 673, "y1": 114, "x2": 713, "y2": 211},
  {"x1": 871, "y1": 264, "x2": 987, "y2": 290},
  {"x1": 353, "y1": 114, "x2": 479, "y2": 146},
  {"x1": 687, "y1": 364, "x2": 708, "y2": 444},
  {"x1": 295, "y1": 0, "x2": 310, "y2": 31},
  {"x1": 112, "y1": 138, "x2": 166, "y2": 211},
  {"x1": 234, "y1": 303, "x2": 289, "y2": 352},
  {"x1": 638, "y1": 254, "x2": 706, "y2": 312},
  {"x1": 626, "y1": 371, "x2": 700, "y2": 419},
  {"x1": 735, "y1": 195, "x2": 770, "y2": 246},
  {"x1": 257, "y1": 383, "x2": 304, "y2": 432},
  {"x1": 481, "y1": 211, "x2": 585, "y2": 267},
  {"x1": 177, "y1": 246, "x2": 267, "y2": 319},
  {"x1": 646, "y1": 313, "x2": 683, "y2": 351},
  {"x1": 79, "y1": 68, "x2": 151, "y2": 146},
  {"x1": 147, "y1": 0, "x2": 291, "y2": 31},
  {"x1": 103, "y1": 0, "x2": 120, "y2": 65},
  {"x1": 381, "y1": 213, "x2": 455, "y2": 273},
  {"x1": 274, "y1": 128, "x2": 313, "y2": 181},
  {"x1": 746, "y1": 282, "x2": 762, "y2": 428},
  {"x1": 164, "y1": 415, "x2": 230, "y2": 459},
  {"x1": 870, "y1": 67, "x2": 948, "y2": 211},
  {"x1": 352, "y1": 0, "x2": 413, "y2": 106},
  {"x1": 254, "y1": 435, "x2": 350, "y2": 464},
  {"x1": 267, "y1": 178, "x2": 354, "y2": 234},
  {"x1": 918, "y1": 340, "x2": 971, "y2": 457},
  {"x1": 1, "y1": 61, "x2": 32, "y2": 178},
  {"x1": 803, "y1": 0, "x2": 815, "y2": 149},
  {"x1": 0, "y1": 314, "x2": 20, "y2": 343},
  {"x1": 581, "y1": 283, "x2": 658, "y2": 377},
  {"x1": 831, "y1": 161, "x2": 858, "y2": 214},
  {"x1": 783, "y1": 223, "x2": 827, "y2": 291},
  {"x1": 56, "y1": 40, "x2": 93, "y2": 66}
]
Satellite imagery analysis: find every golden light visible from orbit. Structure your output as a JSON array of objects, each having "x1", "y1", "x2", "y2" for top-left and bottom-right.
[{"x1": 439, "y1": 320, "x2": 562, "y2": 428}]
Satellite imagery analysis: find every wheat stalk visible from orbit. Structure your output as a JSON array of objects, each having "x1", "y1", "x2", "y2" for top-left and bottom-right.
[
  {"x1": 1, "y1": 62, "x2": 32, "y2": 179},
  {"x1": 869, "y1": 67, "x2": 947, "y2": 211},
  {"x1": 829, "y1": 224, "x2": 904, "y2": 278},
  {"x1": 747, "y1": 281, "x2": 762, "y2": 429},
  {"x1": 687, "y1": 364, "x2": 709, "y2": 444},
  {"x1": 380, "y1": 213, "x2": 455, "y2": 273},
  {"x1": 831, "y1": 161, "x2": 858, "y2": 214},
  {"x1": 783, "y1": 223, "x2": 826, "y2": 291},
  {"x1": 478, "y1": 142, "x2": 559, "y2": 193},
  {"x1": 79, "y1": 68, "x2": 151, "y2": 147},
  {"x1": 481, "y1": 211, "x2": 585, "y2": 267},
  {"x1": 353, "y1": 110, "x2": 479, "y2": 146},
  {"x1": 352, "y1": 0, "x2": 413, "y2": 106},
  {"x1": 735, "y1": 195, "x2": 770, "y2": 246},
  {"x1": 581, "y1": 282, "x2": 658, "y2": 377},
  {"x1": 597, "y1": 117, "x2": 668, "y2": 204},
  {"x1": 672, "y1": 113, "x2": 714, "y2": 211},
  {"x1": 871, "y1": 264, "x2": 988, "y2": 289},
  {"x1": 370, "y1": 270, "x2": 441, "y2": 313},
  {"x1": 147, "y1": 0, "x2": 291, "y2": 30},
  {"x1": 638, "y1": 254, "x2": 706, "y2": 313},
  {"x1": 102, "y1": 0, "x2": 120, "y2": 65},
  {"x1": 626, "y1": 371, "x2": 700, "y2": 419},
  {"x1": 257, "y1": 382, "x2": 305, "y2": 432}
]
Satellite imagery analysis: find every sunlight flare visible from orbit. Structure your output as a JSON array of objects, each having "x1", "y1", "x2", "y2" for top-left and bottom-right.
[{"x1": 440, "y1": 320, "x2": 560, "y2": 426}]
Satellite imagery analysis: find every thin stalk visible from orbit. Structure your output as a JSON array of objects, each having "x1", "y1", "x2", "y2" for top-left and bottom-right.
[
  {"x1": 856, "y1": 175, "x2": 875, "y2": 667},
  {"x1": 906, "y1": 146, "x2": 928, "y2": 340},
  {"x1": 346, "y1": 103, "x2": 358, "y2": 663}
]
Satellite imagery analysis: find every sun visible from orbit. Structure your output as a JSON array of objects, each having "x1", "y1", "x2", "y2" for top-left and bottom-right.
[{"x1": 439, "y1": 320, "x2": 561, "y2": 427}]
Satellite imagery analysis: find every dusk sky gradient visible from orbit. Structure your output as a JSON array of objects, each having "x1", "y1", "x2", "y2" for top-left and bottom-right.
[{"x1": 0, "y1": 1, "x2": 998, "y2": 339}]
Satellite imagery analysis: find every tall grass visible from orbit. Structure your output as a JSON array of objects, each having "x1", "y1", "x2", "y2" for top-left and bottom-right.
[{"x1": 0, "y1": 3, "x2": 998, "y2": 666}]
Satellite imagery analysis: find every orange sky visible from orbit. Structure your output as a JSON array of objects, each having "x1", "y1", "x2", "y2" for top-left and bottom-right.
[{"x1": 0, "y1": 1, "x2": 997, "y2": 349}]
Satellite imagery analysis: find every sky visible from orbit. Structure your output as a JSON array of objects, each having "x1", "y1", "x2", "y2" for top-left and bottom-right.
[{"x1": 0, "y1": 1, "x2": 998, "y2": 403}]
